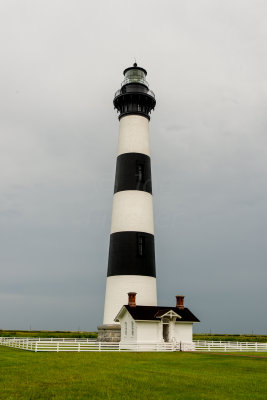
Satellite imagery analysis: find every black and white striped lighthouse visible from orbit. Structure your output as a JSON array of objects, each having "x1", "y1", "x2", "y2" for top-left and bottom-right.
[{"x1": 98, "y1": 63, "x2": 157, "y2": 340}]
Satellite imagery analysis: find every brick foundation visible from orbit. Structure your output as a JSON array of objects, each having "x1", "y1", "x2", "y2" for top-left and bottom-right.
[{"x1": 97, "y1": 324, "x2": 121, "y2": 342}]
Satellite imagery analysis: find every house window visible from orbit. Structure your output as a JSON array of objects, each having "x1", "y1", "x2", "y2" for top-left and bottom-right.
[
  {"x1": 131, "y1": 321, "x2": 134, "y2": 336},
  {"x1": 124, "y1": 322, "x2": 127, "y2": 336},
  {"x1": 137, "y1": 234, "x2": 145, "y2": 256}
]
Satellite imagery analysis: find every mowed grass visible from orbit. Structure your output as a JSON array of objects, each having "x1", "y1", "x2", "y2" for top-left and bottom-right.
[
  {"x1": 193, "y1": 334, "x2": 267, "y2": 343},
  {"x1": 0, "y1": 330, "x2": 97, "y2": 339},
  {"x1": 1, "y1": 347, "x2": 267, "y2": 400}
]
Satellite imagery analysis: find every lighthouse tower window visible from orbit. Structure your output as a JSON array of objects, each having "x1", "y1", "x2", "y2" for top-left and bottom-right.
[
  {"x1": 137, "y1": 234, "x2": 145, "y2": 256},
  {"x1": 136, "y1": 163, "x2": 144, "y2": 183}
]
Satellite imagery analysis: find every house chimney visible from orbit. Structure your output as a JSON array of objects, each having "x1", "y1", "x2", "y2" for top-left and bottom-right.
[
  {"x1": 128, "y1": 292, "x2": 137, "y2": 307},
  {"x1": 176, "y1": 295, "x2": 184, "y2": 309}
]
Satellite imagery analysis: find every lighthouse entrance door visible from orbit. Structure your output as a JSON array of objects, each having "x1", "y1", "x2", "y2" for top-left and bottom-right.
[{"x1": 162, "y1": 320, "x2": 170, "y2": 342}]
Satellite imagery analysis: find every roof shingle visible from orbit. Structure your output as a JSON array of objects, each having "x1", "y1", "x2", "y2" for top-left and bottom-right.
[{"x1": 123, "y1": 305, "x2": 200, "y2": 322}]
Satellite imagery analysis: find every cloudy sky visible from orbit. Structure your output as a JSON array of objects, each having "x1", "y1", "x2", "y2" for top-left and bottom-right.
[{"x1": 1, "y1": 0, "x2": 266, "y2": 333}]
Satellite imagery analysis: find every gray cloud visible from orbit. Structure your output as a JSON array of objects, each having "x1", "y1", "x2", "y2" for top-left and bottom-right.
[{"x1": 0, "y1": 0, "x2": 266, "y2": 333}]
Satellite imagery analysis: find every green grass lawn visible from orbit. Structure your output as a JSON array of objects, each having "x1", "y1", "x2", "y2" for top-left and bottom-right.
[
  {"x1": 1, "y1": 347, "x2": 266, "y2": 400},
  {"x1": 0, "y1": 330, "x2": 97, "y2": 339},
  {"x1": 193, "y1": 334, "x2": 267, "y2": 343}
]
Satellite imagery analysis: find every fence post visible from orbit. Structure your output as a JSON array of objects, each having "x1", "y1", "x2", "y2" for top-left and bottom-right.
[
  {"x1": 35, "y1": 343, "x2": 37, "y2": 352},
  {"x1": 78, "y1": 343, "x2": 80, "y2": 352},
  {"x1": 256, "y1": 342, "x2": 258, "y2": 352},
  {"x1": 57, "y1": 343, "x2": 59, "y2": 352}
]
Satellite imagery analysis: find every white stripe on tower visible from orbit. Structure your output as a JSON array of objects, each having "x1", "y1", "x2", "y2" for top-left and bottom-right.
[
  {"x1": 103, "y1": 64, "x2": 157, "y2": 325},
  {"x1": 111, "y1": 190, "x2": 154, "y2": 235},
  {"x1": 117, "y1": 115, "x2": 151, "y2": 156}
]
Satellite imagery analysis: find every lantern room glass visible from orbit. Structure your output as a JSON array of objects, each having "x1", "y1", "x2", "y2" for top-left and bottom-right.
[{"x1": 122, "y1": 69, "x2": 148, "y2": 87}]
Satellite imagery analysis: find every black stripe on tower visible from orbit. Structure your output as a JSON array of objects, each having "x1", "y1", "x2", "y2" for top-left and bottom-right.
[
  {"x1": 114, "y1": 153, "x2": 152, "y2": 194},
  {"x1": 107, "y1": 231, "x2": 156, "y2": 277}
]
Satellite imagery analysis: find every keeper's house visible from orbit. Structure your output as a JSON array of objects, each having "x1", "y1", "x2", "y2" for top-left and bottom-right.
[{"x1": 115, "y1": 293, "x2": 199, "y2": 344}]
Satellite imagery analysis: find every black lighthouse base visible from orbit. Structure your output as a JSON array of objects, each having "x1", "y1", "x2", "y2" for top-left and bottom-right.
[{"x1": 97, "y1": 324, "x2": 121, "y2": 342}]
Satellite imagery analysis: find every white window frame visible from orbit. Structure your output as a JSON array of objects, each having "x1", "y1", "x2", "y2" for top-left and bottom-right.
[{"x1": 131, "y1": 321, "x2": 134, "y2": 337}]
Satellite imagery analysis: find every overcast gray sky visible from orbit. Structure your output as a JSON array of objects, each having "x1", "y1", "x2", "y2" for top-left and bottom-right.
[{"x1": 1, "y1": 0, "x2": 266, "y2": 333}]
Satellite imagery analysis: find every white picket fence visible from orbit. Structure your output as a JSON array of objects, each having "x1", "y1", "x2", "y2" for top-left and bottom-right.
[
  {"x1": 1, "y1": 337, "x2": 267, "y2": 352},
  {"x1": 191, "y1": 340, "x2": 267, "y2": 352},
  {"x1": 0, "y1": 337, "x2": 177, "y2": 352}
]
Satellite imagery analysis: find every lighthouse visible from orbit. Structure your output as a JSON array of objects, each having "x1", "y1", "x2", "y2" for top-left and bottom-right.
[{"x1": 98, "y1": 63, "x2": 157, "y2": 341}]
